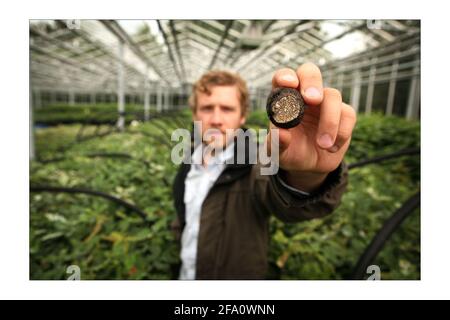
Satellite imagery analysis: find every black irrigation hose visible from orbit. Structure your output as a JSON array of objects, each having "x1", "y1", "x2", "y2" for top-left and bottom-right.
[
  {"x1": 346, "y1": 147, "x2": 420, "y2": 279},
  {"x1": 348, "y1": 147, "x2": 420, "y2": 170},
  {"x1": 350, "y1": 191, "x2": 420, "y2": 280},
  {"x1": 30, "y1": 185, "x2": 149, "y2": 222}
]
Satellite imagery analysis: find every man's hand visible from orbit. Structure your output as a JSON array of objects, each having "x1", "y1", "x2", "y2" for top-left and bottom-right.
[{"x1": 268, "y1": 63, "x2": 357, "y2": 193}]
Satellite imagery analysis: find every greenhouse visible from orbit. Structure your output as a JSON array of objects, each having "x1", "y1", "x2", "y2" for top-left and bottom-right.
[{"x1": 29, "y1": 20, "x2": 420, "y2": 280}]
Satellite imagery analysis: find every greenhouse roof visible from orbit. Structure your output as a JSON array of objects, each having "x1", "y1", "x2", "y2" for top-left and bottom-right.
[{"x1": 30, "y1": 19, "x2": 420, "y2": 92}]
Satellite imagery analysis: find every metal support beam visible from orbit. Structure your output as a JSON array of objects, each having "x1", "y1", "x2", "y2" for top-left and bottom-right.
[
  {"x1": 30, "y1": 27, "x2": 118, "y2": 80},
  {"x1": 157, "y1": 84, "x2": 162, "y2": 113},
  {"x1": 350, "y1": 70, "x2": 361, "y2": 113},
  {"x1": 386, "y1": 56, "x2": 399, "y2": 115},
  {"x1": 406, "y1": 65, "x2": 420, "y2": 120},
  {"x1": 69, "y1": 90, "x2": 75, "y2": 105},
  {"x1": 144, "y1": 70, "x2": 150, "y2": 121},
  {"x1": 234, "y1": 21, "x2": 311, "y2": 71},
  {"x1": 101, "y1": 20, "x2": 170, "y2": 86},
  {"x1": 249, "y1": 21, "x2": 366, "y2": 82},
  {"x1": 169, "y1": 20, "x2": 187, "y2": 83},
  {"x1": 208, "y1": 20, "x2": 234, "y2": 70},
  {"x1": 156, "y1": 20, "x2": 183, "y2": 86},
  {"x1": 164, "y1": 87, "x2": 170, "y2": 111},
  {"x1": 365, "y1": 62, "x2": 377, "y2": 115},
  {"x1": 117, "y1": 41, "x2": 125, "y2": 131},
  {"x1": 30, "y1": 43, "x2": 101, "y2": 77},
  {"x1": 322, "y1": 32, "x2": 419, "y2": 70}
]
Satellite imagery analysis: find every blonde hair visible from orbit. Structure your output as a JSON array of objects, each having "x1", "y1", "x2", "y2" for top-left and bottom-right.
[{"x1": 189, "y1": 70, "x2": 249, "y2": 116}]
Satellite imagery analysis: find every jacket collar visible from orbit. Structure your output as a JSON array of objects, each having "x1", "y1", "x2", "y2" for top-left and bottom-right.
[{"x1": 173, "y1": 126, "x2": 257, "y2": 225}]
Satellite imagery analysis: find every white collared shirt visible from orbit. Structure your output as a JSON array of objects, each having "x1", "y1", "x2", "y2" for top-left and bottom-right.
[
  {"x1": 178, "y1": 141, "x2": 310, "y2": 280},
  {"x1": 179, "y1": 142, "x2": 235, "y2": 280}
]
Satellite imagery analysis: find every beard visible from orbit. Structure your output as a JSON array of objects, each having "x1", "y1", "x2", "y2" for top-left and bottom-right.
[{"x1": 202, "y1": 128, "x2": 236, "y2": 150}]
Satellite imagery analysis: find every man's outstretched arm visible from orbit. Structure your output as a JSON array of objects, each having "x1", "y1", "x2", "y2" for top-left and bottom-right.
[
  {"x1": 250, "y1": 62, "x2": 355, "y2": 222},
  {"x1": 267, "y1": 63, "x2": 357, "y2": 193}
]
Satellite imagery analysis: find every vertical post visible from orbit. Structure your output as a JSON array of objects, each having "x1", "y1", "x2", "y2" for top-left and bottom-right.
[
  {"x1": 69, "y1": 90, "x2": 75, "y2": 105},
  {"x1": 91, "y1": 92, "x2": 96, "y2": 105},
  {"x1": 144, "y1": 70, "x2": 150, "y2": 121},
  {"x1": 30, "y1": 85, "x2": 35, "y2": 160},
  {"x1": 350, "y1": 70, "x2": 361, "y2": 113},
  {"x1": 386, "y1": 57, "x2": 399, "y2": 116},
  {"x1": 117, "y1": 41, "x2": 125, "y2": 130},
  {"x1": 157, "y1": 84, "x2": 162, "y2": 113},
  {"x1": 365, "y1": 60, "x2": 377, "y2": 115},
  {"x1": 406, "y1": 64, "x2": 420, "y2": 120},
  {"x1": 164, "y1": 87, "x2": 170, "y2": 111}
]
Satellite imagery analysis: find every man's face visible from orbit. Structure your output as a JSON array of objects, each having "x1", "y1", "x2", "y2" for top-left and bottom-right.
[{"x1": 194, "y1": 85, "x2": 246, "y2": 148}]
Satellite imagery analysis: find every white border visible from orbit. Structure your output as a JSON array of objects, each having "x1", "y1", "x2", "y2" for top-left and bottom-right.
[{"x1": 1, "y1": 0, "x2": 449, "y2": 299}]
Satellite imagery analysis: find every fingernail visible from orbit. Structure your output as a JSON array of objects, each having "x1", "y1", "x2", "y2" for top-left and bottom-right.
[
  {"x1": 281, "y1": 74, "x2": 297, "y2": 83},
  {"x1": 305, "y1": 87, "x2": 321, "y2": 99},
  {"x1": 318, "y1": 134, "x2": 334, "y2": 148}
]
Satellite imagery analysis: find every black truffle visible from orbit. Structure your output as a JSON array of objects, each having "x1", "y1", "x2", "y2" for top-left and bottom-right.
[{"x1": 266, "y1": 87, "x2": 306, "y2": 129}]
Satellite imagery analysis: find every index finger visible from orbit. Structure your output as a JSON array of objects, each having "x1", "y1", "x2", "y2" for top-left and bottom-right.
[
  {"x1": 296, "y1": 62, "x2": 324, "y2": 106},
  {"x1": 271, "y1": 68, "x2": 299, "y2": 89}
]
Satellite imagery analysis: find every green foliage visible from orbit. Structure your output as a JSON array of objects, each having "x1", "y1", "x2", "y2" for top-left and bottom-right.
[
  {"x1": 31, "y1": 115, "x2": 187, "y2": 280},
  {"x1": 34, "y1": 103, "x2": 151, "y2": 125},
  {"x1": 30, "y1": 110, "x2": 420, "y2": 280},
  {"x1": 268, "y1": 112, "x2": 420, "y2": 280}
]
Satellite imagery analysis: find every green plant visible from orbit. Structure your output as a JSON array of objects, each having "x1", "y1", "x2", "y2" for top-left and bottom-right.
[{"x1": 30, "y1": 110, "x2": 420, "y2": 280}]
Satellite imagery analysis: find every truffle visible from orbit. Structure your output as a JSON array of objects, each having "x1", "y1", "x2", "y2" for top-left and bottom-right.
[{"x1": 266, "y1": 87, "x2": 306, "y2": 129}]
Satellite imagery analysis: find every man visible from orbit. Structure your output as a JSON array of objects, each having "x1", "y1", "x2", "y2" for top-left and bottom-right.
[{"x1": 172, "y1": 63, "x2": 357, "y2": 279}]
